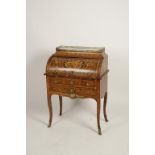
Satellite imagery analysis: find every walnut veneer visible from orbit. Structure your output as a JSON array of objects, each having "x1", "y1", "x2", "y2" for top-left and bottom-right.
[{"x1": 44, "y1": 46, "x2": 109, "y2": 135}]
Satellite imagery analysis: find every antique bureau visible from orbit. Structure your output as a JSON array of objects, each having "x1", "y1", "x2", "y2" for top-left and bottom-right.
[{"x1": 44, "y1": 46, "x2": 109, "y2": 135}]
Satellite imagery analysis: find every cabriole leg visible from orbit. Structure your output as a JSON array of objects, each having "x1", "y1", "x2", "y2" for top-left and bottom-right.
[
  {"x1": 96, "y1": 98, "x2": 102, "y2": 135},
  {"x1": 47, "y1": 94, "x2": 52, "y2": 127},
  {"x1": 103, "y1": 92, "x2": 108, "y2": 122},
  {"x1": 59, "y1": 96, "x2": 62, "y2": 116}
]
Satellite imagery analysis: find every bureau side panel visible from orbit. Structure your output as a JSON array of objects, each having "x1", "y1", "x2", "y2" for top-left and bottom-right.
[
  {"x1": 100, "y1": 53, "x2": 108, "y2": 76},
  {"x1": 100, "y1": 74, "x2": 108, "y2": 98}
]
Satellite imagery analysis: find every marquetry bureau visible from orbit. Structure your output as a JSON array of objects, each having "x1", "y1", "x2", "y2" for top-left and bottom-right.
[{"x1": 44, "y1": 46, "x2": 109, "y2": 135}]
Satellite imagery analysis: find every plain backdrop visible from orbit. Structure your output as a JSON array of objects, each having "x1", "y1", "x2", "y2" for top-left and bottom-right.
[
  {"x1": 27, "y1": 0, "x2": 128, "y2": 155},
  {"x1": 27, "y1": 0, "x2": 128, "y2": 110}
]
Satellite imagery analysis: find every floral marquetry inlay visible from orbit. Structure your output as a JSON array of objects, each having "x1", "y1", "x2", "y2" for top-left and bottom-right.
[
  {"x1": 64, "y1": 60, "x2": 84, "y2": 68},
  {"x1": 50, "y1": 57, "x2": 99, "y2": 70}
]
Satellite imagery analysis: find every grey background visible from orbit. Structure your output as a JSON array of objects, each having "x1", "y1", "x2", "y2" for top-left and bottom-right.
[{"x1": 27, "y1": 0, "x2": 128, "y2": 155}]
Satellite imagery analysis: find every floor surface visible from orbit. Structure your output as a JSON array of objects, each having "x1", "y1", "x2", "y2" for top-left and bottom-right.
[{"x1": 27, "y1": 97, "x2": 128, "y2": 155}]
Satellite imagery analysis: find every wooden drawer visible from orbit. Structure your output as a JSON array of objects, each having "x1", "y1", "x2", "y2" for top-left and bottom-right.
[
  {"x1": 48, "y1": 77, "x2": 80, "y2": 85},
  {"x1": 49, "y1": 85, "x2": 75, "y2": 96},
  {"x1": 48, "y1": 83, "x2": 96, "y2": 98},
  {"x1": 48, "y1": 77, "x2": 63, "y2": 85},
  {"x1": 63, "y1": 79, "x2": 95, "y2": 87},
  {"x1": 63, "y1": 78, "x2": 80, "y2": 85},
  {"x1": 80, "y1": 80, "x2": 95, "y2": 87},
  {"x1": 48, "y1": 77, "x2": 95, "y2": 87},
  {"x1": 76, "y1": 87, "x2": 96, "y2": 97}
]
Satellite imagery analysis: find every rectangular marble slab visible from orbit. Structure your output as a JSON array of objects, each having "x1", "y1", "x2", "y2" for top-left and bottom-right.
[{"x1": 56, "y1": 45, "x2": 105, "y2": 53}]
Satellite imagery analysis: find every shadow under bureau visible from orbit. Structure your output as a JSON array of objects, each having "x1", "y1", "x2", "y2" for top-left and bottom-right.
[{"x1": 44, "y1": 46, "x2": 109, "y2": 135}]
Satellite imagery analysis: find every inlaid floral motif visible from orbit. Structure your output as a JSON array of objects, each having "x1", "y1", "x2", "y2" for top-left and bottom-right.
[
  {"x1": 50, "y1": 57, "x2": 99, "y2": 70},
  {"x1": 64, "y1": 60, "x2": 84, "y2": 68}
]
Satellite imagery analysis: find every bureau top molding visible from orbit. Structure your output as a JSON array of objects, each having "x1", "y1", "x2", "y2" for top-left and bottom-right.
[{"x1": 55, "y1": 46, "x2": 105, "y2": 59}]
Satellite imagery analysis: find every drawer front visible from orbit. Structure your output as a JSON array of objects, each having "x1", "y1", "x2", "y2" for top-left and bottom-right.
[
  {"x1": 76, "y1": 87, "x2": 96, "y2": 97},
  {"x1": 81, "y1": 80, "x2": 95, "y2": 87},
  {"x1": 48, "y1": 77, "x2": 63, "y2": 85},
  {"x1": 49, "y1": 85, "x2": 76, "y2": 97},
  {"x1": 63, "y1": 78, "x2": 80, "y2": 85},
  {"x1": 49, "y1": 86, "x2": 74, "y2": 94},
  {"x1": 48, "y1": 84, "x2": 96, "y2": 98},
  {"x1": 48, "y1": 77, "x2": 95, "y2": 87}
]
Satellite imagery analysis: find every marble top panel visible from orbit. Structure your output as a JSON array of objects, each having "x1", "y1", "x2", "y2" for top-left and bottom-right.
[{"x1": 56, "y1": 46, "x2": 105, "y2": 53}]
